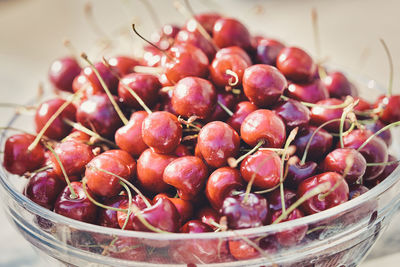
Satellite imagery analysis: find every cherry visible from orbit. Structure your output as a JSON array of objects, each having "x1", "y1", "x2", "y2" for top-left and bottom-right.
[
  {"x1": 163, "y1": 156, "x2": 208, "y2": 200},
  {"x1": 152, "y1": 24, "x2": 180, "y2": 45},
  {"x1": 241, "y1": 109, "x2": 286, "y2": 148},
  {"x1": 85, "y1": 150, "x2": 136, "y2": 197},
  {"x1": 205, "y1": 91, "x2": 236, "y2": 122},
  {"x1": 137, "y1": 148, "x2": 176, "y2": 193},
  {"x1": 173, "y1": 144, "x2": 191, "y2": 157},
  {"x1": 374, "y1": 95, "x2": 400, "y2": 124},
  {"x1": 271, "y1": 208, "x2": 308, "y2": 247},
  {"x1": 82, "y1": 62, "x2": 119, "y2": 95},
  {"x1": 98, "y1": 195, "x2": 127, "y2": 228},
  {"x1": 197, "y1": 121, "x2": 240, "y2": 168},
  {"x1": 107, "y1": 56, "x2": 140, "y2": 76},
  {"x1": 243, "y1": 64, "x2": 287, "y2": 108},
  {"x1": 48, "y1": 57, "x2": 81, "y2": 92},
  {"x1": 64, "y1": 130, "x2": 91, "y2": 144},
  {"x1": 240, "y1": 150, "x2": 282, "y2": 190},
  {"x1": 76, "y1": 94, "x2": 124, "y2": 138},
  {"x1": 267, "y1": 188, "x2": 297, "y2": 213},
  {"x1": 210, "y1": 53, "x2": 250, "y2": 89},
  {"x1": 175, "y1": 28, "x2": 216, "y2": 61},
  {"x1": 54, "y1": 181, "x2": 98, "y2": 223},
  {"x1": 115, "y1": 111, "x2": 148, "y2": 157},
  {"x1": 365, "y1": 155, "x2": 398, "y2": 188},
  {"x1": 349, "y1": 184, "x2": 369, "y2": 199},
  {"x1": 172, "y1": 76, "x2": 217, "y2": 119},
  {"x1": 180, "y1": 219, "x2": 213, "y2": 233},
  {"x1": 285, "y1": 156, "x2": 318, "y2": 188},
  {"x1": 118, "y1": 73, "x2": 161, "y2": 110},
  {"x1": 255, "y1": 38, "x2": 285, "y2": 66},
  {"x1": 106, "y1": 237, "x2": 146, "y2": 262},
  {"x1": 213, "y1": 18, "x2": 252, "y2": 51},
  {"x1": 196, "y1": 206, "x2": 221, "y2": 230},
  {"x1": 365, "y1": 120, "x2": 392, "y2": 147},
  {"x1": 35, "y1": 98, "x2": 76, "y2": 140},
  {"x1": 273, "y1": 99, "x2": 311, "y2": 131},
  {"x1": 226, "y1": 101, "x2": 258, "y2": 133},
  {"x1": 153, "y1": 193, "x2": 193, "y2": 225},
  {"x1": 310, "y1": 98, "x2": 346, "y2": 132},
  {"x1": 293, "y1": 126, "x2": 333, "y2": 161},
  {"x1": 286, "y1": 79, "x2": 329, "y2": 103},
  {"x1": 297, "y1": 172, "x2": 349, "y2": 215},
  {"x1": 190, "y1": 12, "x2": 221, "y2": 35},
  {"x1": 206, "y1": 167, "x2": 244, "y2": 209},
  {"x1": 23, "y1": 170, "x2": 66, "y2": 210},
  {"x1": 142, "y1": 111, "x2": 182, "y2": 154},
  {"x1": 220, "y1": 191, "x2": 269, "y2": 229},
  {"x1": 162, "y1": 44, "x2": 209, "y2": 84},
  {"x1": 3, "y1": 134, "x2": 46, "y2": 175},
  {"x1": 116, "y1": 196, "x2": 149, "y2": 230},
  {"x1": 72, "y1": 73, "x2": 102, "y2": 99},
  {"x1": 142, "y1": 45, "x2": 163, "y2": 67},
  {"x1": 323, "y1": 71, "x2": 355, "y2": 99},
  {"x1": 277, "y1": 47, "x2": 316, "y2": 83},
  {"x1": 215, "y1": 46, "x2": 252, "y2": 66}
]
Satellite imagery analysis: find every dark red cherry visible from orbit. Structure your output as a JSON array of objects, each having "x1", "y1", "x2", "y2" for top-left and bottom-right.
[
  {"x1": 240, "y1": 150, "x2": 282, "y2": 190},
  {"x1": 342, "y1": 129, "x2": 388, "y2": 181},
  {"x1": 349, "y1": 184, "x2": 369, "y2": 199},
  {"x1": 82, "y1": 62, "x2": 119, "y2": 94},
  {"x1": 35, "y1": 98, "x2": 76, "y2": 140},
  {"x1": 286, "y1": 79, "x2": 329, "y2": 103},
  {"x1": 175, "y1": 28, "x2": 216, "y2": 61},
  {"x1": 72, "y1": 73, "x2": 102, "y2": 99},
  {"x1": 255, "y1": 38, "x2": 285, "y2": 66},
  {"x1": 215, "y1": 46, "x2": 252, "y2": 66},
  {"x1": 153, "y1": 24, "x2": 180, "y2": 44},
  {"x1": 206, "y1": 167, "x2": 244, "y2": 209},
  {"x1": 191, "y1": 12, "x2": 221, "y2": 35},
  {"x1": 3, "y1": 134, "x2": 46, "y2": 175},
  {"x1": 374, "y1": 95, "x2": 400, "y2": 124},
  {"x1": 115, "y1": 111, "x2": 148, "y2": 157},
  {"x1": 172, "y1": 76, "x2": 217, "y2": 119},
  {"x1": 63, "y1": 130, "x2": 91, "y2": 143},
  {"x1": 180, "y1": 220, "x2": 213, "y2": 233},
  {"x1": 322, "y1": 148, "x2": 366, "y2": 184},
  {"x1": 354, "y1": 97, "x2": 371, "y2": 114},
  {"x1": 48, "y1": 57, "x2": 81, "y2": 92},
  {"x1": 298, "y1": 172, "x2": 349, "y2": 215},
  {"x1": 241, "y1": 109, "x2": 286, "y2": 148},
  {"x1": 273, "y1": 99, "x2": 311, "y2": 131},
  {"x1": 226, "y1": 101, "x2": 258, "y2": 133},
  {"x1": 213, "y1": 18, "x2": 252, "y2": 51},
  {"x1": 137, "y1": 148, "x2": 176, "y2": 193},
  {"x1": 118, "y1": 73, "x2": 161, "y2": 110},
  {"x1": 365, "y1": 154, "x2": 398, "y2": 188},
  {"x1": 163, "y1": 156, "x2": 208, "y2": 200},
  {"x1": 210, "y1": 53, "x2": 250, "y2": 89},
  {"x1": 277, "y1": 47, "x2": 316, "y2": 83},
  {"x1": 243, "y1": 64, "x2": 287, "y2": 108},
  {"x1": 220, "y1": 192, "x2": 269, "y2": 229},
  {"x1": 205, "y1": 91, "x2": 236, "y2": 122},
  {"x1": 98, "y1": 195, "x2": 127, "y2": 228},
  {"x1": 293, "y1": 126, "x2": 333, "y2": 161},
  {"x1": 54, "y1": 181, "x2": 98, "y2": 223},
  {"x1": 323, "y1": 71, "x2": 355, "y2": 99},
  {"x1": 271, "y1": 208, "x2": 307, "y2": 247},
  {"x1": 107, "y1": 56, "x2": 140, "y2": 76},
  {"x1": 76, "y1": 94, "x2": 124, "y2": 138},
  {"x1": 153, "y1": 193, "x2": 194, "y2": 225},
  {"x1": 310, "y1": 98, "x2": 346, "y2": 132},
  {"x1": 266, "y1": 188, "x2": 297, "y2": 213},
  {"x1": 23, "y1": 170, "x2": 66, "y2": 210},
  {"x1": 142, "y1": 45, "x2": 163, "y2": 67},
  {"x1": 116, "y1": 196, "x2": 148, "y2": 230},
  {"x1": 196, "y1": 206, "x2": 221, "y2": 230},
  {"x1": 142, "y1": 111, "x2": 182, "y2": 154},
  {"x1": 173, "y1": 144, "x2": 192, "y2": 157},
  {"x1": 365, "y1": 120, "x2": 392, "y2": 147},
  {"x1": 286, "y1": 156, "x2": 318, "y2": 188},
  {"x1": 197, "y1": 121, "x2": 240, "y2": 168}
]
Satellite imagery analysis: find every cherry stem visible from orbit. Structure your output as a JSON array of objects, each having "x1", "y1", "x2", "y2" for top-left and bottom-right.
[
  {"x1": 217, "y1": 100, "x2": 234, "y2": 116},
  {"x1": 119, "y1": 181, "x2": 133, "y2": 230},
  {"x1": 80, "y1": 53, "x2": 129, "y2": 125},
  {"x1": 44, "y1": 142, "x2": 77, "y2": 199},
  {"x1": 339, "y1": 99, "x2": 359, "y2": 148},
  {"x1": 379, "y1": 39, "x2": 394, "y2": 97},
  {"x1": 280, "y1": 95, "x2": 353, "y2": 109},
  {"x1": 366, "y1": 159, "x2": 400, "y2": 166},
  {"x1": 121, "y1": 83, "x2": 153, "y2": 115},
  {"x1": 178, "y1": 116, "x2": 202, "y2": 131},
  {"x1": 226, "y1": 69, "x2": 239, "y2": 87},
  {"x1": 228, "y1": 140, "x2": 264, "y2": 168},
  {"x1": 138, "y1": 0, "x2": 162, "y2": 30},
  {"x1": 357, "y1": 121, "x2": 400, "y2": 152}
]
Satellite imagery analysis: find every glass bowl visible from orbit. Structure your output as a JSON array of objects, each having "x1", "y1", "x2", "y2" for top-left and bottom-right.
[{"x1": 0, "y1": 74, "x2": 400, "y2": 267}]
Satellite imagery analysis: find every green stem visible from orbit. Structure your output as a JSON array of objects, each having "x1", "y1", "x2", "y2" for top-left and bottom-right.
[
  {"x1": 229, "y1": 140, "x2": 264, "y2": 168},
  {"x1": 357, "y1": 121, "x2": 400, "y2": 152},
  {"x1": 119, "y1": 181, "x2": 133, "y2": 230},
  {"x1": 217, "y1": 100, "x2": 234, "y2": 117}
]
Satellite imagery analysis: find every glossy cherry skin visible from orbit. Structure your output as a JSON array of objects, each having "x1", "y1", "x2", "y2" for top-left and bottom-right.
[
  {"x1": 3, "y1": 134, "x2": 46, "y2": 175},
  {"x1": 35, "y1": 98, "x2": 76, "y2": 140},
  {"x1": 277, "y1": 47, "x2": 316, "y2": 83},
  {"x1": 226, "y1": 101, "x2": 258, "y2": 133},
  {"x1": 267, "y1": 188, "x2": 297, "y2": 213},
  {"x1": 49, "y1": 140, "x2": 94, "y2": 178},
  {"x1": 23, "y1": 170, "x2": 66, "y2": 210},
  {"x1": 142, "y1": 45, "x2": 163, "y2": 67},
  {"x1": 310, "y1": 98, "x2": 346, "y2": 132},
  {"x1": 273, "y1": 99, "x2": 310, "y2": 131},
  {"x1": 241, "y1": 109, "x2": 286, "y2": 148},
  {"x1": 163, "y1": 156, "x2": 208, "y2": 200},
  {"x1": 173, "y1": 144, "x2": 191, "y2": 157},
  {"x1": 342, "y1": 129, "x2": 388, "y2": 180},
  {"x1": 365, "y1": 155, "x2": 399, "y2": 188},
  {"x1": 63, "y1": 130, "x2": 91, "y2": 144},
  {"x1": 162, "y1": 44, "x2": 209, "y2": 84},
  {"x1": 271, "y1": 208, "x2": 308, "y2": 247},
  {"x1": 48, "y1": 57, "x2": 81, "y2": 92},
  {"x1": 206, "y1": 167, "x2": 244, "y2": 209},
  {"x1": 191, "y1": 12, "x2": 221, "y2": 35},
  {"x1": 137, "y1": 148, "x2": 176, "y2": 193},
  {"x1": 365, "y1": 120, "x2": 392, "y2": 147},
  {"x1": 115, "y1": 111, "x2": 148, "y2": 157},
  {"x1": 322, "y1": 148, "x2": 367, "y2": 184},
  {"x1": 374, "y1": 95, "x2": 400, "y2": 124},
  {"x1": 76, "y1": 94, "x2": 124, "y2": 138},
  {"x1": 197, "y1": 121, "x2": 240, "y2": 168},
  {"x1": 349, "y1": 184, "x2": 369, "y2": 200},
  {"x1": 175, "y1": 28, "x2": 216, "y2": 61},
  {"x1": 118, "y1": 73, "x2": 161, "y2": 110},
  {"x1": 286, "y1": 156, "x2": 318, "y2": 188},
  {"x1": 213, "y1": 18, "x2": 252, "y2": 51},
  {"x1": 243, "y1": 64, "x2": 287, "y2": 108},
  {"x1": 255, "y1": 38, "x2": 285, "y2": 65},
  {"x1": 221, "y1": 192, "x2": 269, "y2": 229},
  {"x1": 98, "y1": 195, "x2": 127, "y2": 228},
  {"x1": 116, "y1": 196, "x2": 149, "y2": 230},
  {"x1": 286, "y1": 80, "x2": 329, "y2": 103},
  {"x1": 72, "y1": 73, "x2": 102, "y2": 99},
  {"x1": 323, "y1": 71, "x2": 354, "y2": 99},
  {"x1": 85, "y1": 150, "x2": 136, "y2": 197},
  {"x1": 180, "y1": 220, "x2": 213, "y2": 233},
  {"x1": 54, "y1": 181, "x2": 98, "y2": 223},
  {"x1": 298, "y1": 172, "x2": 349, "y2": 215},
  {"x1": 215, "y1": 46, "x2": 252, "y2": 66},
  {"x1": 210, "y1": 53, "x2": 250, "y2": 89},
  {"x1": 153, "y1": 193, "x2": 193, "y2": 225},
  {"x1": 206, "y1": 91, "x2": 236, "y2": 122},
  {"x1": 107, "y1": 56, "x2": 139, "y2": 76},
  {"x1": 293, "y1": 126, "x2": 333, "y2": 161},
  {"x1": 82, "y1": 62, "x2": 119, "y2": 95},
  {"x1": 142, "y1": 111, "x2": 182, "y2": 154},
  {"x1": 240, "y1": 150, "x2": 282, "y2": 190},
  {"x1": 171, "y1": 76, "x2": 217, "y2": 119}
]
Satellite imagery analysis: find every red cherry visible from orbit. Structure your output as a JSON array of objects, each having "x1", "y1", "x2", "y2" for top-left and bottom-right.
[
  {"x1": 175, "y1": 29, "x2": 216, "y2": 61},
  {"x1": 243, "y1": 64, "x2": 288, "y2": 107},
  {"x1": 153, "y1": 193, "x2": 194, "y2": 225},
  {"x1": 215, "y1": 46, "x2": 252, "y2": 66},
  {"x1": 116, "y1": 196, "x2": 148, "y2": 230},
  {"x1": 163, "y1": 156, "x2": 208, "y2": 200},
  {"x1": 226, "y1": 101, "x2": 258, "y2": 133},
  {"x1": 286, "y1": 157, "x2": 318, "y2": 188},
  {"x1": 277, "y1": 47, "x2": 316, "y2": 83},
  {"x1": 72, "y1": 73, "x2": 102, "y2": 99},
  {"x1": 365, "y1": 120, "x2": 392, "y2": 147},
  {"x1": 271, "y1": 208, "x2": 308, "y2": 247},
  {"x1": 48, "y1": 57, "x2": 81, "y2": 92},
  {"x1": 142, "y1": 45, "x2": 163, "y2": 67},
  {"x1": 98, "y1": 195, "x2": 127, "y2": 228},
  {"x1": 190, "y1": 13, "x2": 221, "y2": 35},
  {"x1": 255, "y1": 38, "x2": 285, "y2": 65},
  {"x1": 196, "y1": 206, "x2": 221, "y2": 230},
  {"x1": 142, "y1": 111, "x2": 182, "y2": 154},
  {"x1": 323, "y1": 71, "x2": 355, "y2": 99},
  {"x1": 213, "y1": 18, "x2": 252, "y2": 51},
  {"x1": 205, "y1": 91, "x2": 237, "y2": 122},
  {"x1": 293, "y1": 126, "x2": 333, "y2": 161},
  {"x1": 197, "y1": 121, "x2": 240, "y2": 168},
  {"x1": 63, "y1": 130, "x2": 91, "y2": 143},
  {"x1": 210, "y1": 53, "x2": 250, "y2": 89},
  {"x1": 349, "y1": 184, "x2": 369, "y2": 199},
  {"x1": 173, "y1": 144, "x2": 192, "y2": 157},
  {"x1": 273, "y1": 99, "x2": 311, "y2": 131},
  {"x1": 310, "y1": 98, "x2": 346, "y2": 132},
  {"x1": 374, "y1": 95, "x2": 400, "y2": 124},
  {"x1": 366, "y1": 154, "x2": 399, "y2": 188},
  {"x1": 3, "y1": 134, "x2": 46, "y2": 175},
  {"x1": 82, "y1": 62, "x2": 119, "y2": 94},
  {"x1": 107, "y1": 56, "x2": 140, "y2": 76},
  {"x1": 286, "y1": 79, "x2": 329, "y2": 103},
  {"x1": 266, "y1": 188, "x2": 297, "y2": 213},
  {"x1": 35, "y1": 98, "x2": 76, "y2": 140}
]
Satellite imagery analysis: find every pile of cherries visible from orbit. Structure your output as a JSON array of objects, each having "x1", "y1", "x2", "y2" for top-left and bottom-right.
[{"x1": 2, "y1": 10, "x2": 400, "y2": 263}]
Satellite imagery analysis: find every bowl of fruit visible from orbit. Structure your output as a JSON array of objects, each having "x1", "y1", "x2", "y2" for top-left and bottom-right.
[{"x1": 1, "y1": 3, "x2": 400, "y2": 267}]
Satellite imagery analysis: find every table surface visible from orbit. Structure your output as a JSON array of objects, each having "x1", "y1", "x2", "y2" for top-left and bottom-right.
[{"x1": 1, "y1": 0, "x2": 400, "y2": 266}]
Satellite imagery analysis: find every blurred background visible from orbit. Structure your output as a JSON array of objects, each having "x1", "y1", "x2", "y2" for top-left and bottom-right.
[{"x1": 0, "y1": 0, "x2": 399, "y2": 266}]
